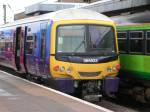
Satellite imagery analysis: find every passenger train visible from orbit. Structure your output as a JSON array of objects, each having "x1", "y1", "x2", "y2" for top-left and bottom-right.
[
  {"x1": 0, "y1": 9, "x2": 120, "y2": 99},
  {"x1": 112, "y1": 11, "x2": 150, "y2": 103}
]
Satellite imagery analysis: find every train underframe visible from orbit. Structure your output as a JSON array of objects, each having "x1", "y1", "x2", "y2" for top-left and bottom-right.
[
  {"x1": 119, "y1": 78, "x2": 150, "y2": 103},
  {"x1": 41, "y1": 76, "x2": 120, "y2": 101}
]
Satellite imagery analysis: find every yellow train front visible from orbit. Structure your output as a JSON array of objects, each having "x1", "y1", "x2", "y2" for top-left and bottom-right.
[{"x1": 48, "y1": 9, "x2": 120, "y2": 99}]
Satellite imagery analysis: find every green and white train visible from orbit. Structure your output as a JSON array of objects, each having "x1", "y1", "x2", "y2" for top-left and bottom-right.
[
  {"x1": 117, "y1": 24, "x2": 150, "y2": 102},
  {"x1": 113, "y1": 12, "x2": 150, "y2": 103}
]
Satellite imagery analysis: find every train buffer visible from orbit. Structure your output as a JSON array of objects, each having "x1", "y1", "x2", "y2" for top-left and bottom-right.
[{"x1": 0, "y1": 70, "x2": 113, "y2": 112}]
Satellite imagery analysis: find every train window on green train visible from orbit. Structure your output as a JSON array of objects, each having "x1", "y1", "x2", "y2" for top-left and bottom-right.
[
  {"x1": 118, "y1": 32, "x2": 127, "y2": 53},
  {"x1": 146, "y1": 31, "x2": 150, "y2": 39},
  {"x1": 146, "y1": 31, "x2": 150, "y2": 53},
  {"x1": 129, "y1": 31, "x2": 143, "y2": 53},
  {"x1": 130, "y1": 31, "x2": 143, "y2": 39}
]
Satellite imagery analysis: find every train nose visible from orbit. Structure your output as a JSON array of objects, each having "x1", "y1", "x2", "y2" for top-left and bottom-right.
[{"x1": 68, "y1": 61, "x2": 119, "y2": 80}]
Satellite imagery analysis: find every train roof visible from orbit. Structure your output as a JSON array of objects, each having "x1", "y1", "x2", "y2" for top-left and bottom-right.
[
  {"x1": 0, "y1": 9, "x2": 113, "y2": 28},
  {"x1": 117, "y1": 23, "x2": 150, "y2": 31}
]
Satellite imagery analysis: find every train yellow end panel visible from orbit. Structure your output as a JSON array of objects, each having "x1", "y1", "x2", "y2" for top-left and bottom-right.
[{"x1": 49, "y1": 11, "x2": 120, "y2": 99}]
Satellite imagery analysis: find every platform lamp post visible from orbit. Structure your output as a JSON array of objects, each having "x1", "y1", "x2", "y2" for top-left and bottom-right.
[{"x1": 3, "y1": 4, "x2": 6, "y2": 24}]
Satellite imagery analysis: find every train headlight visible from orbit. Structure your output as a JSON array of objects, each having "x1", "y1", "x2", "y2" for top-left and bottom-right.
[
  {"x1": 74, "y1": 81, "x2": 78, "y2": 88},
  {"x1": 60, "y1": 66, "x2": 65, "y2": 72},
  {"x1": 107, "y1": 67, "x2": 112, "y2": 72},
  {"x1": 66, "y1": 67, "x2": 72, "y2": 75},
  {"x1": 112, "y1": 66, "x2": 117, "y2": 71},
  {"x1": 98, "y1": 81, "x2": 101, "y2": 86}
]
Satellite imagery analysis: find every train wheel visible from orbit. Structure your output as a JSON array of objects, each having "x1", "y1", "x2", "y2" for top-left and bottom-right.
[
  {"x1": 26, "y1": 74, "x2": 32, "y2": 81},
  {"x1": 145, "y1": 88, "x2": 150, "y2": 103}
]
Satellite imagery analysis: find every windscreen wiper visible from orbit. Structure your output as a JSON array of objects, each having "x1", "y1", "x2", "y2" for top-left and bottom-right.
[{"x1": 73, "y1": 40, "x2": 85, "y2": 53}]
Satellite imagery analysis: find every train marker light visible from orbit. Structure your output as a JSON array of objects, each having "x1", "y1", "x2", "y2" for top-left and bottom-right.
[
  {"x1": 53, "y1": 65, "x2": 59, "y2": 71},
  {"x1": 107, "y1": 67, "x2": 112, "y2": 72},
  {"x1": 112, "y1": 66, "x2": 117, "y2": 71},
  {"x1": 66, "y1": 67, "x2": 72, "y2": 75},
  {"x1": 116, "y1": 64, "x2": 120, "y2": 71}
]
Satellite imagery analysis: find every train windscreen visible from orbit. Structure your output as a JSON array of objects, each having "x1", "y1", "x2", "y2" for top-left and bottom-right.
[{"x1": 56, "y1": 25, "x2": 116, "y2": 56}]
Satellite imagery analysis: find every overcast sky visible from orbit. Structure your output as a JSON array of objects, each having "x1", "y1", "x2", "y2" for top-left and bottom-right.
[{"x1": 0, "y1": 0, "x2": 57, "y2": 24}]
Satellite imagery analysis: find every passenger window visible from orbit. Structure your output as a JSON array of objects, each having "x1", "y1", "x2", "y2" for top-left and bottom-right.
[
  {"x1": 0, "y1": 37, "x2": 5, "y2": 51},
  {"x1": 40, "y1": 22, "x2": 47, "y2": 59},
  {"x1": 146, "y1": 31, "x2": 150, "y2": 53},
  {"x1": 26, "y1": 35, "x2": 34, "y2": 54},
  {"x1": 5, "y1": 40, "x2": 13, "y2": 52},
  {"x1": 118, "y1": 32, "x2": 127, "y2": 53},
  {"x1": 0, "y1": 30, "x2": 13, "y2": 52},
  {"x1": 129, "y1": 31, "x2": 143, "y2": 53}
]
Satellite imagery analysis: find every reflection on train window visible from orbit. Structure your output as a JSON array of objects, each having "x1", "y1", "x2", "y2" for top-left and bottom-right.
[
  {"x1": 57, "y1": 25, "x2": 85, "y2": 53},
  {"x1": 146, "y1": 31, "x2": 150, "y2": 53},
  {"x1": 26, "y1": 35, "x2": 34, "y2": 54},
  {"x1": 118, "y1": 32, "x2": 127, "y2": 53},
  {"x1": 129, "y1": 31, "x2": 143, "y2": 53},
  {"x1": 89, "y1": 25, "x2": 115, "y2": 50}
]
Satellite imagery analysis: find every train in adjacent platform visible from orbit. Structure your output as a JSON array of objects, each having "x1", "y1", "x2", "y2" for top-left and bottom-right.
[
  {"x1": 0, "y1": 9, "x2": 120, "y2": 99},
  {"x1": 112, "y1": 11, "x2": 150, "y2": 103}
]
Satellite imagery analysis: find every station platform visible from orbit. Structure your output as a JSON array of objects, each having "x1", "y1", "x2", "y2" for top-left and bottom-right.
[{"x1": 0, "y1": 70, "x2": 113, "y2": 112}]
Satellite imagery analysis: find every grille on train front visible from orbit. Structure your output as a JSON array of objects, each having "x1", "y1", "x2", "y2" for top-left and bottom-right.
[{"x1": 78, "y1": 72, "x2": 101, "y2": 77}]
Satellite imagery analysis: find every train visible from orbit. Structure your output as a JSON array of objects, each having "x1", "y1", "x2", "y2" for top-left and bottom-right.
[
  {"x1": 112, "y1": 11, "x2": 150, "y2": 103},
  {"x1": 0, "y1": 9, "x2": 120, "y2": 100}
]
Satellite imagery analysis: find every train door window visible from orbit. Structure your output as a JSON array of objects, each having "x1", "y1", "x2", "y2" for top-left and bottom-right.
[
  {"x1": 146, "y1": 31, "x2": 150, "y2": 53},
  {"x1": 40, "y1": 22, "x2": 47, "y2": 59},
  {"x1": 118, "y1": 32, "x2": 127, "y2": 53},
  {"x1": 129, "y1": 31, "x2": 143, "y2": 53},
  {"x1": 26, "y1": 34, "x2": 34, "y2": 54}
]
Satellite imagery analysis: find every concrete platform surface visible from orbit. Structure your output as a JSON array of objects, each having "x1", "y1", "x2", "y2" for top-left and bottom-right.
[{"x1": 0, "y1": 70, "x2": 113, "y2": 112}]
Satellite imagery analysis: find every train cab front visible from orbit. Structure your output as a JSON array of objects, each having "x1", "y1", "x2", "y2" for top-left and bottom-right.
[{"x1": 50, "y1": 20, "x2": 120, "y2": 99}]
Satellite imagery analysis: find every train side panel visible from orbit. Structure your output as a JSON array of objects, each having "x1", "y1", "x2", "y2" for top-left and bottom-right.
[{"x1": 119, "y1": 54, "x2": 150, "y2": 80}]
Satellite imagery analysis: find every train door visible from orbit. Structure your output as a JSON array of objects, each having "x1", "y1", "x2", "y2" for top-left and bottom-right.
[
  {"x1": 25, "y1": 25, "x2": 37, "y2": 75},
  {"x1": 15, "y1": 27, "x2": 21, "y2": 71},
  {"x1": 38, "y1": 22, "x2": 47, "y2": 77},
  {"x1": 15, "y1": 27, "x2": 26, "y2": 73}
]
